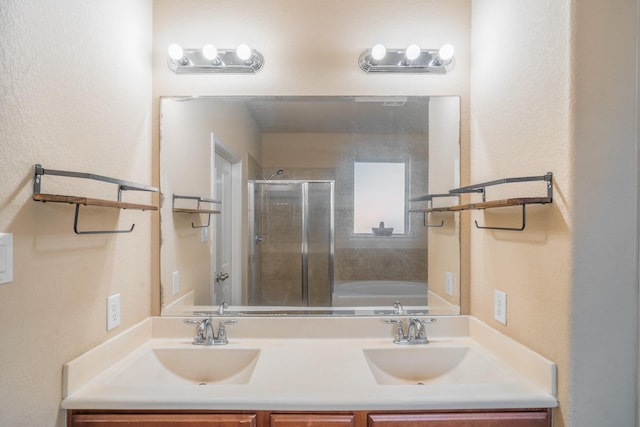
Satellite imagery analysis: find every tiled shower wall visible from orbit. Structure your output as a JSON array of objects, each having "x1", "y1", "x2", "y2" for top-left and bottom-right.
[{"x1": 253, "y1": 133, "x2": 428, "y2": 305}]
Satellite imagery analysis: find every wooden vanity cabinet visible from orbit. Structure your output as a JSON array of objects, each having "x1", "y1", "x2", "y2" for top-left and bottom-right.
[
  {"x1": 67, "y1": 409, "x2": 551, "y2": 427},
  {"x1": 368, "y1": 410, "x2": 551, "y2": 427},
  {"x1": 270, "y1": 413, "x2": 359, "y2": 426},
  {"x1": 67, "y1": 412, "x2": 258, "y2": 427}
]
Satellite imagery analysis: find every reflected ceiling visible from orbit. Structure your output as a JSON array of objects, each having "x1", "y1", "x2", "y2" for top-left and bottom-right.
[{"x1": 244, "y1": 97, "x2": 430, "y2": 134}]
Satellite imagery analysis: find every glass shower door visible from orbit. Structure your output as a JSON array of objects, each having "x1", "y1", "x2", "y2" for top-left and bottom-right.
[
  {"x1": 306, "y1": 181, "x2": 334, "y2": 306},
  {"x1": 249, "y1": 180, "x2": 334, "y2": 306}
]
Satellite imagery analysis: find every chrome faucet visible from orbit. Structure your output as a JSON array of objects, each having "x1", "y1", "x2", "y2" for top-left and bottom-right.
[
  {"x1": 385, "y1": 317, "x2": 436, "y2": 345},
  {"x1": 185, "y1": 317, "x2": 237, "y2": 345},
  {"x1": 393, "y1": 300, "x2": 405, "y2": 315},
  {"x1": 407, "y1": 318, "x2": 430, "y2": 344},
  {"x1": 217, "y1": 301, "x2": 228, "y2": 315}
]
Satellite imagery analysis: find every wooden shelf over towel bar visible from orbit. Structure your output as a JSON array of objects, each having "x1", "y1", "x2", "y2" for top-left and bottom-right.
[
  {"x1": 409, "y1": 173, "x2": 553, "y2": 231},
  {"x1": 408, "y1": 193, "x2": 459, "y2": 227},
  {"x1": 32, "y1": 164, "x2": 159, "y2": 235},
  {"x1": 451, "y1": 196, "x2": 553, "y2": 211},
  {"x1": 172, "y1": 194, "x2": 221, "y2": 229},
  {"x1": 33, "y1": 193, "x2": 157, "y2": 211},
  {"x1": 172, "y1": 207, "x2": 221, "y2": 214}
]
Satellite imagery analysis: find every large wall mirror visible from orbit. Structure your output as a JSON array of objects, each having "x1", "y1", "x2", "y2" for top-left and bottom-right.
[{"x1": 160, "y1": 96, "x2": 460, "y2": 316}]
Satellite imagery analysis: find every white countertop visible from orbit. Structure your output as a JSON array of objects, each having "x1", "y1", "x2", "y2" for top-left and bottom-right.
[{"x1": 61, "y1": 316, "x2": 557, "y2": 411}]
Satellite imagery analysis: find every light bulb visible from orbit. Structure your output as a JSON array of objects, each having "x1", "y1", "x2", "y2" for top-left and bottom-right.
[
  {"x1": 236, "y1": 44, "x2": 252, "y2": 61},
  {"x1": 202, "y1": 44, "x2": 218, "y2": 60},
  {"x1": 405, "y1": 44, "x2": 421, "y2": 61},
  {"x1": 371, "y1": 44, "x2": 387, "y2": 61},
  {"x1": 438, "y1": 44, "x2": 454, "y2": 61},
  {"x1": 167, "y1": 43, "x2": 184, "y2": 61}
]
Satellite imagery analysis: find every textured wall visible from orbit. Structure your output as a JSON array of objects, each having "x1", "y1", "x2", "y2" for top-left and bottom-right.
[
  {"x1": 470, "y1": 1, "x2": 572, "y2": 425},
  {"x1": 569, "y1": 0, "x2": 638, "y2": 425},
  {"x1": 471, "y1": 0, "x2": 638, "y2": 426},
  {"x1": 159, "y1": 98, "x2": 261, "y2": 308},
  {"x1": 427, "y1": 97, "x2": 461, "y2": 306},
  {"x1": 0, "y1": 1, "x2": 152, "y2": 426},
  {"x1": 153, "y1": 0, "x2": 471, "y2": 98}
]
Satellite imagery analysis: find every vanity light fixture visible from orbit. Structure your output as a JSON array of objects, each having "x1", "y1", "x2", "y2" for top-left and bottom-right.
[
  {"x1": 358, "y1": 43, "x2": 455, "y2": 73},
  {"x1": 167, "y1": 43, "x2": 264, "y2": 74}
]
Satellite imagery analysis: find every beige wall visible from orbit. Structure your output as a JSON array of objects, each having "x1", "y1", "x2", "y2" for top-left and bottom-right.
[
  {"x1": 159, "y1": 98, "x2": 261, "y2": 308},
  {"x1": 0, "y1": 1, "x2": 153, "y2": 426},
  {"x1": 427, "y1": 97, "x2": 461, "y2": 305},
  {"x1": 160, "y1": 99, "x2": 213, "y2": 307},
  {"x1": 569, "y1": 0, "x2": 638, "y2": 425},
  {"x1": 471, "y1": 0, "x2": 638, "y2": 426},
  {"x1": 152, "y1": 0, "x2": 471, "y2": 98},
  {"x1": 8, "y1": 1, "x2": 638, "y2": 426}
]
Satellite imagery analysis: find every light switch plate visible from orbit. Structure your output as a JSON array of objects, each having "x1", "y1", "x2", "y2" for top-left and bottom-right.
[
  {"x1": 172, "y1": 271, "x2": 180, "y2": 295},
  {"x1": 445, "y1": 271, "x2": 454, "y2": 296},
  {"x1": 494, "y1": 290, "x2": 507, "y2": 325},
  {"x1": 0, "y1": 233, "x2": 14, "y2": 285},
  {"x1": 107, "y1": 294, "x2": 121, "y2": 330}
]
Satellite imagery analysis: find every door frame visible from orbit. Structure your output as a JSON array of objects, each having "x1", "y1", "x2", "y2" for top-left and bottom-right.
[{"x1": 212, "y1": 134, "x2": 243, "y2": 305}]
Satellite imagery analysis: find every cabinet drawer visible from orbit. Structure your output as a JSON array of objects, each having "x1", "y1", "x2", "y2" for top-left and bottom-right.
[
  {"x1": 70, "y1": 413, "x2": 257, "y2": 427},
  {"x1": 368, "y1": 410, "x2": 550, "y2": 427},
  {"x1": 271, "y1": 413, "x2": 356, "y2": 427}
]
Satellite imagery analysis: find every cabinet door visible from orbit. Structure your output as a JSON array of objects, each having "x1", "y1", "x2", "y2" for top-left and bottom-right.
[
  {"x1": 70, "y1": 413, "x2": 257, "y2": 427},
  {"x1": 368, "y1": 411, "x2": 550, "y2": 427},
  {"x1": 271, "y1": 413, "x2": 356, "y2": 427}
]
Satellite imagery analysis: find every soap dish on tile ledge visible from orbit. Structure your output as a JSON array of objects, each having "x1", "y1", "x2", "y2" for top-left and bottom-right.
[{"x1": 372, "y1": 222, "x2": 394, "y2": 236}]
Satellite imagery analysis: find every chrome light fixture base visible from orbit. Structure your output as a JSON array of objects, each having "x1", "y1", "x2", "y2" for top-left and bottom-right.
[
  {"x1": 359, "y1": 48, "x2": 455, "y2": 74},
  {"x1": 168, "y1": 47, "x2": 264, "y2": 74}
]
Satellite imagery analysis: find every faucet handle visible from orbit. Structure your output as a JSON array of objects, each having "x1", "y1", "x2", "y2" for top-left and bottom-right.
[
  {"x1": 219, "y1": 319, "x2": 237, "y2": 327},
  {"x1": 216, "y1": 319, "x2": 238, "y2": 344},
  {"x1": 185, "y1": 317, "x2": 212, "y2": 328},
  {"x1": 385, "y1": 319, "x2": 406, "y2": 343},
  {"x1": 409, "y1": 317, "x2": 437, "y2": 343}
]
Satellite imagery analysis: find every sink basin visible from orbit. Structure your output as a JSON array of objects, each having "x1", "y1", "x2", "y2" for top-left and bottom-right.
[
  {"x1": 108, "y1": 348, "x2": 260, "y2": 386},
  {"x1": 363, "y1": 346, "x2": 507, "y2": 385}
]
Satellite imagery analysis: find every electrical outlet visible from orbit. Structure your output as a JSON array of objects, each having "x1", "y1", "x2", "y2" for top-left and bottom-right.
[
  {"x1": 172, "y1": 271, "x2": 180, "y2": 295},
  {"x1": 445, "y1": 271, "x2": 454, "y2": 296},
  {"x1": 107, "y1": 294, "x2": 121, "y2": 330},
  {"x1": 200, "y1": 227, "x2": 208, "y2": 243},
  {"x1": 494, "y1": 290, "x2": 507, "y2": 325},
  {"x1": 0, "y1": 233, "x2": 13, "y2": 285}
]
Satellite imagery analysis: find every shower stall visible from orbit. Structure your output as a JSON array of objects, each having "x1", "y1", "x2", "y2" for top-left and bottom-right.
[{"x1": 249, "y1": 180, "x2": 334, "y2": 306}]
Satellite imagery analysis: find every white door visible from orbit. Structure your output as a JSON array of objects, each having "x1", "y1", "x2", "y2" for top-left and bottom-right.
[{"x1": 213, "y1": 152, "x2": 232, "y2": 305}]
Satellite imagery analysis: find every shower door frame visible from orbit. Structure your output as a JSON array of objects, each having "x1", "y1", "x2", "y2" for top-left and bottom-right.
[{"x1": 249, "y1": 179, "x2": 335, "y2": 306}]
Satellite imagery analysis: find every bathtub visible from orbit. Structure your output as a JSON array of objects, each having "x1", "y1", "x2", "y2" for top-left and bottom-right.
[{"x1": 331, "y1": 280, "x2": 428, "y2": 307}]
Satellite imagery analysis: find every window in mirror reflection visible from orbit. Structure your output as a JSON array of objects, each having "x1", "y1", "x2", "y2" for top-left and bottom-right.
[{"x1": 353, "y1": 162, "x2": 406, "y2": 235}]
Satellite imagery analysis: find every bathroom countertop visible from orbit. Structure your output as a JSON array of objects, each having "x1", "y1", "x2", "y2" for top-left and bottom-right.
[{"x1": 61, "y1": 316, "x2": 557, "y2": 411}]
